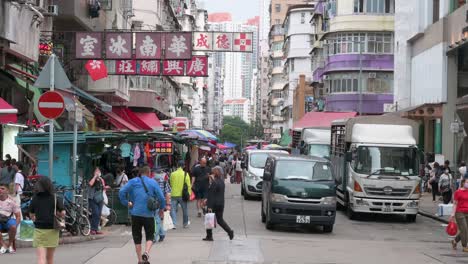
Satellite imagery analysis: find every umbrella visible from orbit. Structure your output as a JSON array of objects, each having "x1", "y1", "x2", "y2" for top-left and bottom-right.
[
  {"x1": 262, "y1": 144, "x2": 283, "y2": 150},
  {"x1": 177, "y1": 130, "x2": 209, "y2": 141},
  {"x1": 244, "y1": 145, "x2": 257, "y2": 150},
  {"x1": 217, "y1": 143, "x2": 228, "y2": 150},
  {"x1": 223, "y1": 142, "x2": 236, "y2": 148},
  {"x1": 185, "y1": 129, "x2": 219, "y2": 142}
]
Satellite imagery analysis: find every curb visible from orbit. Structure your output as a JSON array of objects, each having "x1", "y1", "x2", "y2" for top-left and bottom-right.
[
  {"x1": 418, "y1": 210, "x2": 449, "y2": 224},
  {"x1": 16, "y1": 234, "x2": 105, "y2": 249}
]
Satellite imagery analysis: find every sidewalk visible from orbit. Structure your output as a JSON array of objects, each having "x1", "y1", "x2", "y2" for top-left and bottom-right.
[{"x1": 418, "y1": 192, "x2": 450, "y2": 223}]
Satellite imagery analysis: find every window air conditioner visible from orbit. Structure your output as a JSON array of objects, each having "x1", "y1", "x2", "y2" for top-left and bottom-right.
[{"x1": 44, "y1": 5, "x2": 58, "y2": 16}]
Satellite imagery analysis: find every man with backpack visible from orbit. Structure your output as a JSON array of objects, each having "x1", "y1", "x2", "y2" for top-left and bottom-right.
[
  {"x1": 119, "y1": 166, "x2": 165, "y2": 264},
  {"x1": 439, "y1": 169, "x2": 453, "y2": 204},
  {"x1": 170, "y1": 160, "x2": 192, "y2": 229}
]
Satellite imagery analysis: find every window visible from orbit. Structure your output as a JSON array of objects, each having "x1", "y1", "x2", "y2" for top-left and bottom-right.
[
  {"x1": 290, "y1": 59, "x2": 295, "y2": 72},
  {"x1": 327, "y1": 32, "x2": 393, "y2": 55},
  {"x1": 273, "y1": 59, "x2": 282, "y2": 68},
  {"x1": 353, "y1": 0, "x2": 394, "y2": 14},
  {"x1": 275, "y1": 4, "x2": 281, "y2": 12},
  {"x1": 326, "y1": 72, "x2": 393, "y2": 94},
  {"x1": 301, "y1": 13, "x2": 306, "y2": 24}
]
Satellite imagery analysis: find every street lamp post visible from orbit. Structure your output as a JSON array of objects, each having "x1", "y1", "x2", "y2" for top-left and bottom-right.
[{"x1": 358, "y1": 44, "x2": 363, "y2": 116}]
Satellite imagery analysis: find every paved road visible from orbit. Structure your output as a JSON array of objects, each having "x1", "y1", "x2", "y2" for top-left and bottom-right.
[{"x1": 3, "y1": 183, "x2": 465, "y2": 264}]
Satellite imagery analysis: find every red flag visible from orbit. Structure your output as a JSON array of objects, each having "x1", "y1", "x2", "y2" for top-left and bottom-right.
[{"x1": 85, "y1": 60, "x2": 108, "y2": 81}]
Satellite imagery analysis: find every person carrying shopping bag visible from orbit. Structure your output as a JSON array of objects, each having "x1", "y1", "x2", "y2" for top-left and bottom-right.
[
  {"x1": 202, "y1": 166, "x2": 234, "y2": 241},
  {"x1": 450, "y1": 178, "x2": 468, "y2": 252},
  {"x1": 153, "y1": 168, "x2": 171, "y2": 242}
]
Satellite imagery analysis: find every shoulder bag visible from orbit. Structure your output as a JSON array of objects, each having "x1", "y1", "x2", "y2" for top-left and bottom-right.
[
  {"x1": 139, "y1": 177, "x2": 159, "y2": 211},
  {"x1": 182, "y1": 172, "x2": 190, "y2": 202},
  {"x1": 54, "y1": 195, "x2": 65, "y2": 231}
]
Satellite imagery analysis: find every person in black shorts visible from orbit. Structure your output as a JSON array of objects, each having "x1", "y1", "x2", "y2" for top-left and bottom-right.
[
  {"x1": 191, "y1": 158, "x2": 211, "y2": 217},
  {"x1": 119, "y1": 166, "x2": 165, "y2": 264}
]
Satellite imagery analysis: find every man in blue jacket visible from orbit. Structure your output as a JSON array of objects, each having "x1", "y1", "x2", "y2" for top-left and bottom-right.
[{"x1": 119, "y1": 166, "x2": 165, "y2": 264}]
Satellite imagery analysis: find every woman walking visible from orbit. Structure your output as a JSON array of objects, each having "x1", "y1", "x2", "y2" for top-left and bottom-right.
[
  {"x1": 429, "y1": 162, "x2": 441, "y2": 202},
  {"x1": 88, "y1": 167, "x2": 105, "y2": 235},
  {"x1": 203, "y1": 167, "x2": 234, "y2": 241},
  {"x1": 29, "y1": 176, "x2": 65, "y2": 264},
  {"x1": 451, "y1": 178, "x2": 468, "y2": 252}
]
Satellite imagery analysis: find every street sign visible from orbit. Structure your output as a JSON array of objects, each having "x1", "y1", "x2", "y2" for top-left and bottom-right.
[
  {"x1": 451, "y1": 122, "x2": 464, "y2": 133},
  {"x1": 34, "y1": 55, "x2": 72, "y2": 89},
  {"x1": 38, "y1": 91, "x2": 65, "y2": 119}
]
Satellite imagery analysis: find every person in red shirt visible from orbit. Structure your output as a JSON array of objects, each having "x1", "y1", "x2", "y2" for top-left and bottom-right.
[{"x1": 450, "y1": 178, "x2": 468, "y2": 252}]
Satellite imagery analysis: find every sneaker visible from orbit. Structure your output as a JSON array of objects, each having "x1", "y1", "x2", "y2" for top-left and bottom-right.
[
  {"x1": 183, "y1": 221, "x2": 191, "y2": 228},
  {"x1": 142, "y1": 252, "x2": 150, "y2": 262},
  {"x1": 197, "y1": 212, "x2": 202, "y2": 217},
  {"x1": 452, "y1": 240, "x2": 458, "y2": 250},
  {"x1": 0, "y1": 247, "x2": 7, "y2": 254},
  {"x1": 202, "y1": 237, "x2": 213, "y2": 241},
  {"x1": 8, "y1": 246, "x2": 15, "y2": 254},
  {"x1": 158, "y1": 235, "x2": 165, "y2": 242}
]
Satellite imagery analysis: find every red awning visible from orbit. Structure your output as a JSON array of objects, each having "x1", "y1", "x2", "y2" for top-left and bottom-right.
[
  {"x1": 133, "y1": 112, "x2": 164, "y2": 131},
  {"x1": 113, "y1": 107, "x2": 151, "y2": 131},
  {"x1": 0, "y1": 97, "x2": 18, "y2": 124},
  {"x1": 293, "y1": 112, "x2": 357, "y2": 129},
  {"x1": 102, "y1": 110, "x2": 142, "y2": 132}
]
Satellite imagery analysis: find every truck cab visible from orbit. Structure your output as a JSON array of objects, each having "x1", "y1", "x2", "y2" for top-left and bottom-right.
[
  {"x1": 331, "y1": 116, "x2": 421, "y2": 222},
  {"x1": 292, "y1": 127, "x2": 331, "y2": 159}
]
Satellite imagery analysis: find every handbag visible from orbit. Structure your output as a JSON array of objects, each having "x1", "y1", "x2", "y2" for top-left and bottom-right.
[
  {"x1": 0, "y1": 213, "x2": 10, "y2": 224},
  {"x1": 92, "y1": 179, "x2": 105, "y2": 204},
  {"x1": 139, "y1": 176, "x2": 159, "y2": 211},
  {"x1": 53, "y1": 195, "x2": 65, "y2": 231},
  {"x1": 447, "y1": 221, "x2": 458, "y2": 236},
  {"x1": 182, "y1": 172, "x2": 190, "y2": 202}
]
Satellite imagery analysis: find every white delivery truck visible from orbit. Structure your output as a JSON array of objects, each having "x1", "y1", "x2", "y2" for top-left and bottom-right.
[
  {"x1": 331, "y1": 116, "x2": 421, "y2": 222},
  {"x1": 292, "y1": 127, "x2": 331, "y2": 159}
]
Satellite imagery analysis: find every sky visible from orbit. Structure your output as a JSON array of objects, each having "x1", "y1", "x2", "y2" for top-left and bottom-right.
[{"x1": 200, "y1": 0, "x2": 260, "y2": 22}]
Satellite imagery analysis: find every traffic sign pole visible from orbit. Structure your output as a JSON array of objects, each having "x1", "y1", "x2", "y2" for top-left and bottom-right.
[{"x1": 49, "y1": 54, "x2": 55, "y2": 181}]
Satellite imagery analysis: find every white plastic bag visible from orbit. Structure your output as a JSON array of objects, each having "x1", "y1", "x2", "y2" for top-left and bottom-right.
[
  {"x1": 103, "y1": 191, "x2": 108, "y2": 205},
  {"x1": 204, "y1": 212, "x2": 215, "y2": 229},
  {"x1": 163, "y1": 211, "x2": 174, "y2": 231},
  {"x1": 101, "y1": 205, "x2": 110, "y2": 217}
]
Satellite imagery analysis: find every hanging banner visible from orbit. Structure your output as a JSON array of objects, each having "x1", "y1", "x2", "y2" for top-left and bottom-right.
[
  {"x1": 135, "y1": 33, "x2": 162, "y2": 59},
  {"x1": 186, "y1": 56, "x2": 208, "y2": 77},
  {"x1": 164, "y1": 32, "x2": 192, "y2": 60},
  {"x1": 233, "y1": 32, "x2": 253, "y2": 52}
]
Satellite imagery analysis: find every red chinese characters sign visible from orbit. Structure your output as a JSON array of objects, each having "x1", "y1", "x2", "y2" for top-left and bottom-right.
[
  {"x1": 163, "y1": 60, "x2": 185, "y2": 76},
  {"x1": 106, "y1": 33, "x2": 132, "y2": 59},
  {"x1": 233, "y1": 32, "x2": 253, "y2": 52},
  {"x1": 76, "y1": 32, "x2": 102, "y2": 59},
  {"x1": 186, "y1": 56, "x2": 208, "y2": 77},
  {"x1": 155, "y1": 141, "x2": 173, "y2": 154},
  {"x1": 116, "y1": 60, "x2": 137, "y2": 75},
  {"x1": 213, "y1": 32, "x2": 233, "y2": 51},
  {"x1": 193, "y1": 32, "x2": 212, "y2": 51},
  {"x1": 164, "y1": 33, "x2": 192, "y2": 60},
  {"x1": 135, "y1": 33, "x2": 162, "y2": 59},
  {"x1": 139, "y1": 60, "x2": 161, "y2": 75}
]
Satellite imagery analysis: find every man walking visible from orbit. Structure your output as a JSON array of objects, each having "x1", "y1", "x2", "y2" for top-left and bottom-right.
[
  {"x1": 119, "y1": 166, "x2": 165, "y2": 264},
  {"x1": 170, "y1": 161, "x2": 192, "y2": 228},
  {"x1": 0, "y1": 183, "x2": 21, "y2": 254},
  {"x1": 191, "y1": 158, "x2": 210, "y2": 217},
  {"x1": 153, "y1": 168, "x2": 171, "y2": 242}
]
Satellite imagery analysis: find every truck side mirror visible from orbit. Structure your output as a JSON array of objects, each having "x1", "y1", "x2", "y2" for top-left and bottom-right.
[{"x1": 345, "y1": 152, "x2": 353, "y2": 162}]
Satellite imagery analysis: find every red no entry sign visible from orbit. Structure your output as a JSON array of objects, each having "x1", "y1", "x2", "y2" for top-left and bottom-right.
[{"x1": 38, "y1": 91, "x2": 65, "y2": 119}]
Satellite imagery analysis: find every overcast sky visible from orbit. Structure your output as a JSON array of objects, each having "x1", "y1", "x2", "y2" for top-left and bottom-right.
[{"x1": 200, "y1": 0, "x2": 260, "y2": 22}]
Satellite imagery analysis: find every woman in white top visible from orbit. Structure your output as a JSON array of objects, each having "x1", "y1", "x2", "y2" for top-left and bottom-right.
[{"x1": 113, "y1": 168, "x2": 128, "y2": 188}]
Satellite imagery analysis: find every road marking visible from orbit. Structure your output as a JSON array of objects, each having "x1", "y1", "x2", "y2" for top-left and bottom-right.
[
  {"x1": 39, "y1": 102, "x2": 64, "y2": 108},
  {"x1": 208, "y1": 239, "x2": 264, "y2": 263}
]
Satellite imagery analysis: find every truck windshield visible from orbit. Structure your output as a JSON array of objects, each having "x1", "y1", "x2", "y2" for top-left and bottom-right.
[
  {"x1": 353, "y1": 146, "x2": 418, "y2": 176},
  {"x1": 250, "y1": 153, "x2": 270, "y2": 168},
  {"x1": 308, "y1": 144, "x2": 330, "y2": 159},
  {"x1": 275, "y1": 161, "x2": 333, "y2": 181}
]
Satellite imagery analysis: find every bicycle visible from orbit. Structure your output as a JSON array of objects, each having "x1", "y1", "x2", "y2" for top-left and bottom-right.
[{"x1": 55, "y1": 186, "x2": 91, "y2": 236}]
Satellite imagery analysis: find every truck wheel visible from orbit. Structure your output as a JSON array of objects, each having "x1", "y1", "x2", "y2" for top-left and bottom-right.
[
  {"x1": 261, "y1": 202, "x2": 266, "y2": 223},
  {"x1": 406, "y1": 214, "x2": 417, "y2": 223},
  {"x1": 323, "y1": 225, "x2": 334, "y2": 233},
  {"x1": 346, "y1": 194, "x2": 356, "y2": 220},
  {"x1": 265, "y1": 205, "x2": 274, "y2": 230}
]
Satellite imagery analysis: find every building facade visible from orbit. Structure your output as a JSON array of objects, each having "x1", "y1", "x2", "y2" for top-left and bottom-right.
[
  {"x1": 394, "y1": 0, "x2": 467, "y2": 163},
  {"x1": 223, "y1": 98, "x2": 250, "y2": 124},
  {"x1": 313, "y1": 0, "x2": 395, "y2": 115}
]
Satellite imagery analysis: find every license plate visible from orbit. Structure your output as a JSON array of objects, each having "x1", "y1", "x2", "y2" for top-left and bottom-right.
[
  {"x1": 383, "y1": 205, "x2": 392, "y2": 213},
  {"x1": 296, "y1": 215, "x2": 310, "y2": 224}
]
